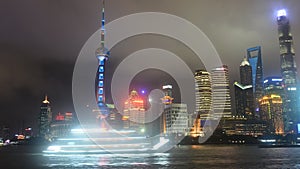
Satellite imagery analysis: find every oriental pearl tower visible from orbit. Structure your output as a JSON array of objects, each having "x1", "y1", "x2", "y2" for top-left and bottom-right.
[{"x1": 95, "y1": 0, "x2": 110, "y2": 129}]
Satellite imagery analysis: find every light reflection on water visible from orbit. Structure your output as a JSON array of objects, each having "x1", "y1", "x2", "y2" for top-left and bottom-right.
[
  {"x1": 2, "y1": 145, "x2": 300, "y2": 168},
  {"x1": 43, "y1": 153, "x2": 170, "y2": 168}
]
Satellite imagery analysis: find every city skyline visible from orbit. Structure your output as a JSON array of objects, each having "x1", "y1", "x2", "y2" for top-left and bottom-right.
[{"x1": 1, "y1": 0, "x2": 300, "y2": 133}]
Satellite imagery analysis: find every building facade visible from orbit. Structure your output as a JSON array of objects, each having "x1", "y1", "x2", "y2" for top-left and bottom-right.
[
  {"x1": 211, "y1": 65, "x2": 232, "y2": 119},
  {"x1": 263, "y1": 77, "x2": 284, "y2": 96},
  {"x1": 259, "y1": 94, "x2": 284, "y2": 135},
  {"x1": 194, "y1": 70, "x2": 213, "y2": 121},
  {"x1": 165, "y1": 103, "x2": 188, "y2": 135},
  {"x1": 234, "y1": 82, "x2": 254, "y2": 119}
]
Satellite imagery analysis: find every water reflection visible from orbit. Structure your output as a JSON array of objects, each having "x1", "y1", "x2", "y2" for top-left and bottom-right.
[{"x1": 43, "y1": 153, "x2": 170, "y2": 168}]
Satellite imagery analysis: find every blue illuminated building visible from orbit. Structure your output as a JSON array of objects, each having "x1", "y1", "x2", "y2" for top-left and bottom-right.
[
  {"x1": 96, "y1": 0, "x2": 110, "y2": 117},
  {"x1": 277, "y1": 9, "x2": 299, "y2": 132},
  {"x1": 247, "y1": 46, "x2": 263, "y2": 115}
]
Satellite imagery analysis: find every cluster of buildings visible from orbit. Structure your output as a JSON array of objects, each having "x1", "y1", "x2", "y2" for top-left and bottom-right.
[
  {"x1": 192, "y1": 9, "x2": 299, "y2": 139},
  {"x1": 36, "y1": 9, "x2": 299, "y2": 143},
  {"x1": 38, "y1": 96, "x2": 76, "y2": 140}
]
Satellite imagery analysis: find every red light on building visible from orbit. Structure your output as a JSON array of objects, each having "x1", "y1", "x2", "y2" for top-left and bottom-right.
[{"x1": 55, "y1": 112, "x2": 65, "y2": 121}]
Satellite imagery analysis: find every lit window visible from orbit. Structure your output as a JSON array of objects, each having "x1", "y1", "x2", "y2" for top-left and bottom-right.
[
  {"x1": 98, "y1": 88, "x2": 103, "y2": 94},
  {"x1": 99, "y1": 73, "x2": 104, "y2": 80},
  {"x1": 99, "y1": 66, "x2": 104, "y2": 72},
  {"x1": 99, "y1": 81, "x2": 103, "y2": 87},
  {"x1": 98, "y1": 96, "x2": 103, "y2": 102}
]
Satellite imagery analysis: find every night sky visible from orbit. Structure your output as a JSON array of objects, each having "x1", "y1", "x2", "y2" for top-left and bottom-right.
[{"x1": 1, "y1": 0, "x2": 300, "y2": 134}]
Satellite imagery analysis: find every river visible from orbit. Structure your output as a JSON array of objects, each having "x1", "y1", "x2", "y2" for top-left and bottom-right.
[{"x1": 1, "y1": 145, "x2": 300, "y2": 168}]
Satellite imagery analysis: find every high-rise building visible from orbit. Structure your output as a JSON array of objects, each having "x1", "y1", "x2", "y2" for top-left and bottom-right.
[
  {"x1": 211, "y1": 65, "x2": 232, "y2": 119},
  {"x1": 38, "y1": 95, "x2": 52, "y2": 139},
  {"x1": 95, "y1": 0, "x2": 110, "y2": 118},
  {"x1": 259, "y1": 94, "x2": 284, "y2": 135},
  {"x1": 123, "y1": 90, "x2": 145, "y2": 132},
  {"x1": 263, "y1": 77, "x2": 284, "y2": 96},
  {"x1": 165, "y1": 103, "x2": 188, "y2": 135},
  {"x1": 277, "y1": 9, "x2": 299, "y2": 132},
  {"x1": 247, "y1": 46, "x2": 264, "y2": 115},
  {"x1": 234, "y1": 58, "x2": 254, "y2": 119},
  {"x1": 194, "y1": 70, "x2": 212, "y2": 120},
  {"x1": 234, "y1": 82, "x2": 254, "y2": 119},
  {"x1": 240, "y1": 57, "x2": 253, "y2": 86}
]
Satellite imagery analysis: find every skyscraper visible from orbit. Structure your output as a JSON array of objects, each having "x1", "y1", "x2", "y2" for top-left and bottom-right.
[
  {"x1": 235, "y1": 58, "x2": 254, "y2": 119},
  {"x1": 211, "y1": 65, "x2": 232, "y2": 119},
  {"x1": 277, "y1": 9, "x2": 299, "y2": 132},
  {"x1": 95, "y1": 0, "x2": 110, "y2": 117},
  {"x1": 240, "y1": 57, "x2": 253, "y2": 86},
  {"x1": 38, "y1": 95, "x2": 52, "y2": 139},
  {"x1": 247, "y1": 46, "x2": 263, "y2": 115},
  {"x1": 194, "y1": 70, "x2": 212, "y2": 120}
]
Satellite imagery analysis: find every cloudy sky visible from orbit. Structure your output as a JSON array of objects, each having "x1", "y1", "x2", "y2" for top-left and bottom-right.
[{"x1": 1, "y1": 0, "x2": 300, "y2": 133}]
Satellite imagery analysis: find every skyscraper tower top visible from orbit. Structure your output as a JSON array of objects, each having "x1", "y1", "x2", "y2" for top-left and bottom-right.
[
  {"x1": 42, "y1": 95, "x2": 50, "y2": 104},
  {"x1": 240, "y1": 57, "x2": 250, "y2": 67}
]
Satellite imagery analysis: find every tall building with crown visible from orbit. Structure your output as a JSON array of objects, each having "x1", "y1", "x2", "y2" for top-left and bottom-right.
[
  {"x1": 277, "y1": 9, "x2": 299, "y2": 132},
  {"x1": 123, "y1": 90, "x2": 145, "y2": 132},
  {"x1": 234, "y1": 58, "x2": 254, "y2": 119},
  {"x1": 38, "y1": 95, "x2": 52, "y2": 139}
]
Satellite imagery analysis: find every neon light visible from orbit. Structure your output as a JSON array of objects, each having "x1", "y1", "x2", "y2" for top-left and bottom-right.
[
  {"x1": 271, "y1": 78, "x2": 282, "y2": 82},
  {"x1": 264, "y1": 80, "x2": 268, "y2": 83},
  {"x1": 163, "y1": 85, "x2": 172, "y2": 89},
  {"x1": 99, "y1": 66, "x2": 104, "y2": 72}
]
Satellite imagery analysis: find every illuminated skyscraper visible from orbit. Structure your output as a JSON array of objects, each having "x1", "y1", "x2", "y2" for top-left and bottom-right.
[
  {"x1": 211, "y1": 65, "x2": 232, "y2": 119},
  {"x1": 234, "y1": 58, "x2": 254, "y2": 119},
  {"x1": 194, "y1": 70, "x2": 212, "y2": 120},
  {"x1": 95, "y1": 0, "x2": 110, "y2": 119},
  {"x1": 247, "y1": 46, "x2": 263, "y2": 115},
  {"x1": 38, "y1": 95, "x2": 52, "y2": 139},
  {"x1": 259, "y1": 94, "x2": 284, "y2": 135},
  {"x1": 240, "y1": 57, "x2": 253, "y2": 86},
  {"x1": 123, "y1": 90, "x2": 145, "y2": 132},
  {"x1": 277, "y1": 9, "x2": 299, "y2": 132}
]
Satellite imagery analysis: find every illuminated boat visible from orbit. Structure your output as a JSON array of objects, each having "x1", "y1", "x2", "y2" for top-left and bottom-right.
[{"x1": 43, "y1": 128, "x2": 170, "y2": 154}]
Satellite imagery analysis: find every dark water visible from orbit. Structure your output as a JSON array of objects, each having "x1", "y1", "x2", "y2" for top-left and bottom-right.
[{"x1": 1, "y1": 145, "x2": 300, "y2": 168}]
